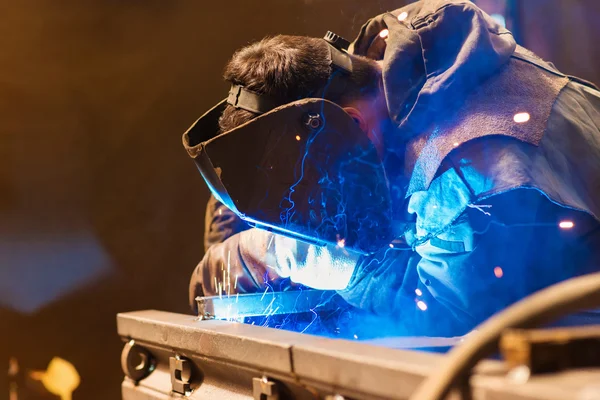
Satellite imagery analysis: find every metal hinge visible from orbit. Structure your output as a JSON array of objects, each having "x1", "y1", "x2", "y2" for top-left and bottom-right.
[
  {"x1": 253, "y1": 376, "x2": 279, "y2": 400},
  {"x1": 170, "y1": 355, "x2": 193, "y2": 395}
]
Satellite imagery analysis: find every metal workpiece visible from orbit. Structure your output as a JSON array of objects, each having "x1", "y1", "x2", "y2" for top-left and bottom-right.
[
  {"x1": 118, "y1": 310, "x2": 600, "y2": 400},
  {"x1": 196, "y1": 289, "x2": 343, "y2": 320}
]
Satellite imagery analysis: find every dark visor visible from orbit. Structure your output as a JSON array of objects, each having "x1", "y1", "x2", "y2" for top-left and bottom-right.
[{"x1": 182, "y1": 97, "x2": 395, "y2": 255}]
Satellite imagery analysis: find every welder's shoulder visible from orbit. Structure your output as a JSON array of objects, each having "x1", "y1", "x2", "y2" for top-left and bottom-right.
[
  {"x1": 444, "y1": 77, "x2": 600, "y2": 191},
  {"x1": 431, "y1": 78, "x2": 600, "y2": 227}
]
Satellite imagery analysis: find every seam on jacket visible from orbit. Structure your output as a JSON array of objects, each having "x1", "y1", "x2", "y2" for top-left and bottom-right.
[
  {"x1": 541, "y1": 78, "x2": 570, "y2": 158},
  {"x1": 511, "y1": 53, "x2": 567, "y2": 78},
  {"x1": 411, "y1": 2, "x2": 461, "y2": 28},
  {"x1": 567, "y1": 75, "x2": 599, "y2": 90}
]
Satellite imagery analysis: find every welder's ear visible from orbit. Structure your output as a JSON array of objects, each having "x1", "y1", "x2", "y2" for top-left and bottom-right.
[{"x1": 343, "y1": 107, "x2": 368, "y2": 133}]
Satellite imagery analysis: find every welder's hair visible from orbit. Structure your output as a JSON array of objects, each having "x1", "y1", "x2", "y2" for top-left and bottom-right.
[{"x1": 219, "y1": 35, "x2": 381, "y2": 133}]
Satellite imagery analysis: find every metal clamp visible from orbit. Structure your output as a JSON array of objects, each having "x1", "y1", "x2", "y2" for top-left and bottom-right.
[
  {"x1": 324, "y1": 31, "x2": 350, "y2": 51},
  {"x1": 253, "y1": 376, "x2": 279, "y2": 400},
  {"x1": 121, "y1": 340, "x2": 155, "y2": 382},
  {"x1": 170, "y1": 355, "x2": 193, "y2": 395}
]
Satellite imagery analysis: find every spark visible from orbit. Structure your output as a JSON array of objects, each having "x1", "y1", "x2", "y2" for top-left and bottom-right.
[
  {"x1": 467, "y1": 203, "x2": 492, "y2": 216},
  {"x1": 227, "y1": 253, "x2": 232, "y2": 296},
  {"x1": 494, "y1": 266, "x2": 504, "y2": 278},
  {"x1": 218, "y1": 209, "x2": 222, "y2": 215},
  {"x1": 389, "y1": 243, "x2": 394, "y2": 248},
  {"x1": 214, "y1": 276, "x2": 218, "y2": 292},
  {"x1": 300, "y1": 309, "x2": 318, "y2": 333},
  {"x1": 263, "y1": 297, "x2": 276, "y2": 315},
  {"x1": 234, "y1": 274, "x2": 239, "y2": 289},
  {"x1": 417, "y1": 300, "x2": 428, "y2": 311},
  {"x1": 260, "y1": 286, "x2": 269, "y2": 301},
  {"x1": 353, "y1": 334, "x2": 358, "y2": 339},
  {"x1": 398, "y1": 11, "x2": 408, "y2": 21},
  {"x1": 379, "y1": 29, "x2": 389, "y2": 39},
  {"x1": 337, "y1": 238, "x2": 346, "y2": 248},
  {"x1": 236, "y1": 293, "x2": 239, "y2": 303},
  {"x1": 559, "y1": 220, "x2": 574, "y2": 229},
  {"x1": 415, "y1": 288, "x2": 423, "y2": 296},
  {"x1": 267, "y1": 234, "x2": 275, "y2": 250},
  {"x1": 295, "y1": 135, "x2": 301, "y2": 141},
  {"x1": 453, "y1": 142, "x2": 459, "y2": 147},
  {"x1": 218, "y1": 282, "x2": 222, "y2": 299},
  {"x1": 514, "y1": 112, "x2": 530, "y2": 123}
]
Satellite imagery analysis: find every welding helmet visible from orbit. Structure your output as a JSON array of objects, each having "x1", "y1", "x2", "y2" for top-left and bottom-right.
[{"x1": 182, "y1": 32, "x2": 395, "y2": 255}]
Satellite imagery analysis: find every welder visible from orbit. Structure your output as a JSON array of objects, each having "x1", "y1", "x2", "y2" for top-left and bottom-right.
[{"x1": 185, "y1": 0, "x2": 600, "y2": 336}]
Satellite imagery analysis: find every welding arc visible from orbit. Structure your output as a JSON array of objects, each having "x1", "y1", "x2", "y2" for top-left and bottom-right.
[{"x1": 409, "y1": 271, "x2": 600, "y2": 400}]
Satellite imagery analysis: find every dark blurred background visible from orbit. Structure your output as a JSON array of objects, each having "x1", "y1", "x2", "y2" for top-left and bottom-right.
[{"x1": 1, "y1": 0, "x2": 598, "y2": 398}]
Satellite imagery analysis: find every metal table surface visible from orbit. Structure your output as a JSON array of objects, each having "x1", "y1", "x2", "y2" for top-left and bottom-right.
[{"x1": 117, "y1": 310, "x2": 600, "y2": 400}]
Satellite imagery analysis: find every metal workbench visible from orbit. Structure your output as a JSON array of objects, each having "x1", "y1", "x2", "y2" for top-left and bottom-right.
[{"x1": 117, "y1": 310, "x2": 600, "y2": 399}]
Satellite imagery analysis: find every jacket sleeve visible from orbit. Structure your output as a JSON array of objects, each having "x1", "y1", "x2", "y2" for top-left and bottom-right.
[
  {"x1": 189, "y1": 228, "x2": 282, "y2": 313},
  {"x1": 337, "y1": 246, "x2": 421, "y2": 316},
  {"x1": 190, "y1": 207, "x2": 360, "y2": 312},
  {"x1": 190, "y1": 195, "x2": 264, "y2": 312},
  {"x1": 410, "y1": 188, "x2": 600, "y2": 336},
  {"x1": 337, "y1": 187, "x2": 600, "y2": 337}
]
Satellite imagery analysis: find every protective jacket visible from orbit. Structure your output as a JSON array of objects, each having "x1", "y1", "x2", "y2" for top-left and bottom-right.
[{"x1": 189, "y1": 0, "x2": 600, "y2": 335}]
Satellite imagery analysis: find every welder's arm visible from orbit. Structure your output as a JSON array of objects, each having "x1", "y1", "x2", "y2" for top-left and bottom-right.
[
  {"x1": 189, "y1": 227, "x2": 360, "y2": 313},
  {"x1": 191, "y1": 195, "x2": 261, "y2": 312},
  {"x1": 337, "y1": 247, "x2": 421, "y2": 316},
  {"x1": 270, "y1": 235, "x2": 359, "y2": 290},
  {"x1": 409, "y1": 192, "x2": 599, "y2": 335},
  {"x1": 189, "y1": 228, "x2": 279, "y2": 312}
]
